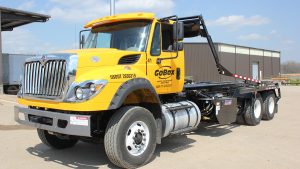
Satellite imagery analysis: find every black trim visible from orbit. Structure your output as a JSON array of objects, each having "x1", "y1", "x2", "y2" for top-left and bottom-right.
[
  {"x1": 176, "y1": 68, "x2": 181, "y2": 80},
  {"x1": 118, "y1": 54, "x2": 141, "y2": 65},
  {"x1": 108, "y1": 78, "x2": 161, "y2": 110}
]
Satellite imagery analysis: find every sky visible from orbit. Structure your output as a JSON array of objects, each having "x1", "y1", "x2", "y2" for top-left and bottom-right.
[{"x1": 1, "y1": 0, "x2": 299, "y2": 62}]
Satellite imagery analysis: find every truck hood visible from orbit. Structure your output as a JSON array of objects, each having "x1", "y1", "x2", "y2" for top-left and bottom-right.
[{"x1": 59, "y1": 48, "x2": 142, "y2": 68}]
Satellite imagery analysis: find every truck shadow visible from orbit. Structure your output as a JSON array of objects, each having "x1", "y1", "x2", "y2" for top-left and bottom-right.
[
  {"x1": 152, "y1": 122, "x2": 240, "y2": 162},
  {"x1": 195, "y1": 122, "x2": 240, "y2": 137},
  {"x1": 26, "y1": 123, "x2": 240, "y2": 168},
  {"x1": 26, "y1": 142, "x2": 118, "y2": 169}
]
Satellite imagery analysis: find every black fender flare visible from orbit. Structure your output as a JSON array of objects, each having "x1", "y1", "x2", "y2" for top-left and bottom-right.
[{"x1": 108, "y1": 78, "x2": 161, "y2": 110}]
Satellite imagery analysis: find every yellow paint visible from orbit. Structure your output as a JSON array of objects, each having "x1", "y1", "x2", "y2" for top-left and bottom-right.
[
  {"x1": 18, "y1": 13, "x2": 185, "y2": 112},
  {"x1": 84, "y1": 12, "x2": 155, "y2": 28},
  {"x1": 18, "y1": 82, "x2": 121, "y2": 111},
  {"x1": 145, "y1": 21, "x2": 184, "y2": 94}
]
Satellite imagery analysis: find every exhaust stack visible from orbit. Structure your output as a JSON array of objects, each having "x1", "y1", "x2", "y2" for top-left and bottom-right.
[{"x1": 110, "y1": 0, "x2": 115, "y2": 15}]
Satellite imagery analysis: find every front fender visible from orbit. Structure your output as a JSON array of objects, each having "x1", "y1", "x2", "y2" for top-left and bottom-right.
[
  {"x1": 108, "y1": 78, "x2": 161, "y2": 109},
  {"x1": 18, "y1": 67, "x2": 151, "y2": 112},
  {"x1": 75, "y1": 66, "x2": 147, "y2": 83}
]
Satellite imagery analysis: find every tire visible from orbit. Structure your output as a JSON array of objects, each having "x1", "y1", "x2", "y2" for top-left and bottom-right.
[
  {"x1": 37, "y1": 129, "x2": 78, "y2": 149},
  {"x1": 104, "y1": 106, "x2": 157, "y2": 169},
  {"x1": 244, "y1": 94, "x2": 263, "y2": 126},
  {"x1": 235, "y1": 108, "x2": 245, "y2": 125},
  {"x1": 262, "y1": 92, "x2": 276, "y2": 120},
  {"x1": 6, "y1": 86, "x2": 19, "y2": 95}
]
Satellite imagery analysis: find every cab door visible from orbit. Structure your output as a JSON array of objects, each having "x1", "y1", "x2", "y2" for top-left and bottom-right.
[{"x1": 147, "y1": 22, "x2": 182, "y2": 94}]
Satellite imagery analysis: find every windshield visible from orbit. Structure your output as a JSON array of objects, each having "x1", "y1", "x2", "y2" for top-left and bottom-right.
[{"x1": 83, "y1": 20, "x2": 151, "y2": 52}]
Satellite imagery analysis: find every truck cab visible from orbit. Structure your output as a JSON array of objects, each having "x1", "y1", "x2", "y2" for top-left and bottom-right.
[{"x1": 17, "y1": 13, "x2": 184, "y2": 111}]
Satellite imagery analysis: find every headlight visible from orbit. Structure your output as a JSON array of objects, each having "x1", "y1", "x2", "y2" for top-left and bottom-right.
[
  {"x1": 89, "y1": 83, "x2": 96, "y2": 92},
  {"x1": 64, "y1": 80, "x2": 107, "y2": 102},
  {"x1": 75, "y1": 87, "x2": 83, "y2": 100}
]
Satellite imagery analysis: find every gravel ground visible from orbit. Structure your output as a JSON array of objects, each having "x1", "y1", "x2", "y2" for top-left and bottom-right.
[{"x1": 0, "y1": 86, "x2": 299, "y2": 169}]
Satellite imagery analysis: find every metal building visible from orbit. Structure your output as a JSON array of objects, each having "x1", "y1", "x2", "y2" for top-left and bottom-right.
[
  {"x1": 0, "y1": 6, "x2": 50, "y2": 93},
  {"x1": 184, "y1": 43, "x2": 281, "y2": 82}
]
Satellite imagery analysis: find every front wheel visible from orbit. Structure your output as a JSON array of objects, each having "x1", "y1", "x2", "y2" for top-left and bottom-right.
[{"x1": 104, "y1": 106, "x2": 157, "y2": 169}]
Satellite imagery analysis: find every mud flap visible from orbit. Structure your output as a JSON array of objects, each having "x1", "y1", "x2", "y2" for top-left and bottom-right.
[{"x1": 214, "y1": 98, "x2": 238, "y2": 125}]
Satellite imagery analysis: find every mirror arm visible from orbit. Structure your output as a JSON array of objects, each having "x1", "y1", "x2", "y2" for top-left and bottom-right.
[
  {"x1": 175, "y1": 15, "x2": 179, "y2": 59},
  {"x1": 79, "y1": 29, "x2": 91, "y2": 49}
]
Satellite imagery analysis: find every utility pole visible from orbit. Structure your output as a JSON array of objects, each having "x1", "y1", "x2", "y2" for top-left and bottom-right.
[
  {"x1": 0, "y1": 11, "x2": 3, "y2": 94},
  {"x1": 110, "y1": 0, "x2": 115, "y2": 15}
]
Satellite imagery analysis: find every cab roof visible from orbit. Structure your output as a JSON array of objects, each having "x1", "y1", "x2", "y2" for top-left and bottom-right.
[{"x1": 84, "y1": 12, "x2": 155, "y2": 28}]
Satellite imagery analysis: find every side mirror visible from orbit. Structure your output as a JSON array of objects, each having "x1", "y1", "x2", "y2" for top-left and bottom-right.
[
  {"x1": 174, "y1": 42, "x2": 183, "y2": 51},
  {"x1": 173, "y1": 21, "x2": 184, "y2": 41},
  {"x1": 80, "y1": 34, "x2": 85, "y2": 49}
]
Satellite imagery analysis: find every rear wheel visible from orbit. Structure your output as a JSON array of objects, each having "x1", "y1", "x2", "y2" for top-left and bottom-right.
[
  {"x1": 244, "y1": 94, "x2": 263, "y2": 126},
  {"x1": 235, "y1": 107, "x2": 246, "y2": 125},
  {"x1": 262, "y1": 92, "x2": 276, "y2": 120},
  {"x1": 104, "y1": 106, "x2": 157, "y2": 169},
  {"x1": 37, "y1": 129, "x2": 78, "y2": 149}
]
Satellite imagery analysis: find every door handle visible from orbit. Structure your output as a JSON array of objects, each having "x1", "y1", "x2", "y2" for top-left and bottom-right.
[{"x1": 176, "y1": 68, "x2": 180, "y2": 80}]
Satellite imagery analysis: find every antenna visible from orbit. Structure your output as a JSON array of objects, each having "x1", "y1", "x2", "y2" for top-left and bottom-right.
[{"x1": 110, "y1": 0, "x2": 115, "y2": 15}]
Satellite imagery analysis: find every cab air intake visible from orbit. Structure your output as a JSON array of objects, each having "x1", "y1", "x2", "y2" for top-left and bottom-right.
[{"x1": 118, "y1": 54, "x2": 140, "y2": 65}]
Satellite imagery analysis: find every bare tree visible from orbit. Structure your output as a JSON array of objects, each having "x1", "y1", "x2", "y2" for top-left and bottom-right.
[{"x1": 281, "y1": 61, "x2": 300, "y2": 74}]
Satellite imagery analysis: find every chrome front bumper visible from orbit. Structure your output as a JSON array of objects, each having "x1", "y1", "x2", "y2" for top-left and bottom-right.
[{"x1": 14, "y1": 106, "x2": 91, "y2": 137}]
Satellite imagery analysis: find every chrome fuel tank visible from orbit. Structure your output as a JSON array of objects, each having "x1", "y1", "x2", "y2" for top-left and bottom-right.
[{"x1": 162, "y1": 101, "x2": 201, "y2": 137}]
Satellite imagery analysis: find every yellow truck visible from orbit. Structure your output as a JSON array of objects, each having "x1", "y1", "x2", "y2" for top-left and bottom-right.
[{"x1": 15, "y1": 13, "x2": 281, "y2": 168}]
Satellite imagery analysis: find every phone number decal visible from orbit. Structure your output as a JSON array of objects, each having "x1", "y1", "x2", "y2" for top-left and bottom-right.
[{"x1": 110, "y1": 74, "x2": 136, "y2": 79}]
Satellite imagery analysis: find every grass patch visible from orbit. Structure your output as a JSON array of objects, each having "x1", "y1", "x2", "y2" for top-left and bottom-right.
[{"x1": 286, "y1": 79, "x2": 300, "y2": 85}]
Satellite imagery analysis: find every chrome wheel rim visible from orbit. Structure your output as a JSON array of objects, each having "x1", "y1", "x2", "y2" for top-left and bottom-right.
[
  {"x1": 268, "y1": 97, "x2": 275, "y2": 114},
  {"x1": 254, "y1": 99, "x2": 262, "y2": 119},
  {"x1": 125, "y1": 121, "x2": 150, "y2": 156}
]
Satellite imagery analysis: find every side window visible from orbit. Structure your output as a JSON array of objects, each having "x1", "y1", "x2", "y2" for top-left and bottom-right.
[
  {"x1": 150, "y1": 23, "x2": 161, "y2": 56},
  {"x1": 161, "y1": 23, "x2": 173, "y2": 51}
]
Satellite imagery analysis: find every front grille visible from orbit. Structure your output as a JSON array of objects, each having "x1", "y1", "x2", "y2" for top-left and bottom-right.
[{"x1": 23, "y1": 60, "x2": 67, "y2": 97}]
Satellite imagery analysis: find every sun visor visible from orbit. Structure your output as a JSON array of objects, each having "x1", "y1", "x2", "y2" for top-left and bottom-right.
[{"x1": 84, "y1": 13, "x2": 155, "y2": 28}]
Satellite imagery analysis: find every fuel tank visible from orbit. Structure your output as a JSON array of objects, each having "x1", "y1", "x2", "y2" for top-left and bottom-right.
[{"x1": 161, "y1": 101, "x2": 201, "y2": 137}]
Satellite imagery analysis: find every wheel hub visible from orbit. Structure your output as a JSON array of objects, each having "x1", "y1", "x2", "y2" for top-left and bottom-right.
[
  {"x1": 125, "y1": 121, "x2": 150, "y2": 156},
  {"x1": 254, "y1": 99, "x2": 262, "y2": 119},
  {"x1": 268, "y1": 97, "x2": 275, "y2": 114},
  {"x1": 134, "y1": 132, "x2": 143, "y2": 145}
]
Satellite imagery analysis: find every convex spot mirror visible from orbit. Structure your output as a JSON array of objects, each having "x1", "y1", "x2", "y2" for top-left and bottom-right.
[
  {"x1": 174, "y1": 42, "x2": 183, "y2": 51},
  {"x1": 173, "y1": 21, "x2": 184, "y2": 41}
]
